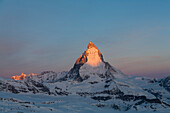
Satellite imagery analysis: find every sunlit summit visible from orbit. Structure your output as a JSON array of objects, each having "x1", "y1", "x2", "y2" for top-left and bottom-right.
[{"x1": 76, "y1": 41, "x2": 103, "y2": 67}]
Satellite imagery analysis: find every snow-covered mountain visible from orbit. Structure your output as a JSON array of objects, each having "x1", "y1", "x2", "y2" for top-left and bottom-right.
[
  {"x1": 0, "y1": 42, "x2": 170, "y2": 113},
  {"x1": 65, "y1": 41, "x2": 125, "y2": 82}
]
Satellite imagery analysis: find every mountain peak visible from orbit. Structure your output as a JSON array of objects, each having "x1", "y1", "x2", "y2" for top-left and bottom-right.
[
  {"x1": 68, "y1": 42, "x2": 124, "y2": 81},
  {"x1": 88, "y1": 41, "x2": 97, "y2": 49},
  {"x1": 11, "y1": 73, "x2": 37, "y2": 80},
  {"x1": 76, "y1": 42, "x2": 103, "y2": 66},
  {"x1": 86, "y1": 42, "x2": 102, "y2": 66}
]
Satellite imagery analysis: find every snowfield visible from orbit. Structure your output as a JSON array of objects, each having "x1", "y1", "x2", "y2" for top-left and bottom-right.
[{"x1": 0, "y1": 91, "x2": 169, "y2": 113}]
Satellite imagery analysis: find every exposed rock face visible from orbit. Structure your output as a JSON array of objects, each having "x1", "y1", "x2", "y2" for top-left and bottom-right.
[
  {"x1": 66, "y1": 42, "x2": 124, "y2": 81},
  {"x1": 75, "y1": 41, "x2": 104, "y2": 66},
  {"x1": 0, "y1": 79, "x2": 50, "y2": 94},
  {"x1": 159, "y1": 76, "x2": 170, "y2": 92},
  {"x1": 75, "y1": 51, "x2": 87, "y2": 65}
]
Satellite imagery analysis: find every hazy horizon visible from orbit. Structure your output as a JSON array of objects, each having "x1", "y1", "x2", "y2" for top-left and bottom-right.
[{"x1": 0, "y1": 0, "x2": 170, "y2": 78}]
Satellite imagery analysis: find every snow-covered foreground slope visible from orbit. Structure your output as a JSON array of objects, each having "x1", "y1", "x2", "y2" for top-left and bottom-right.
[
  {"x1": 1, "y1": 74, "x2": 170, "y2": 113},
  {"x1": 0, "y1": 91, "x2": 169, "y2": 113}
]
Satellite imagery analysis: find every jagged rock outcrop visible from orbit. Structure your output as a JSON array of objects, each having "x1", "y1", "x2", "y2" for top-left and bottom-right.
[{"x1": 159, "y1": 76, "x2": 170, "y2": 92}]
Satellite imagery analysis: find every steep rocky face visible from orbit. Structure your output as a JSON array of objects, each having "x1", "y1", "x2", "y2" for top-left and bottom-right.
[
  {"x1": 75, "y1": 41, "x2": 104, "y2": 66},
  {"x1": 66, "y1": 42, "x2": 124, "y2": 81}
]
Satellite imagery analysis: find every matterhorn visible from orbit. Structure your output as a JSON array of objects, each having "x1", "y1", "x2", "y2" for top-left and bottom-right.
[{"x1": 66, "y1": 41, "x2": 125, "y2": 81}]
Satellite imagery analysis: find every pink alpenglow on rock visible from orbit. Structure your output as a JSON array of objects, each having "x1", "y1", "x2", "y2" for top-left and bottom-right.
[
  {"x1": 11, "y1": 73, "x2": 37, "y2": 80},
  {"x1": 76, "y1": 41, "x2": 103, "y2": 67}
]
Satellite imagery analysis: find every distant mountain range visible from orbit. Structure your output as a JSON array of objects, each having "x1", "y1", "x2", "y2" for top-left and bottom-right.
[{"x1": 0, "y1": 42, "x2": 170, "y2": 113}]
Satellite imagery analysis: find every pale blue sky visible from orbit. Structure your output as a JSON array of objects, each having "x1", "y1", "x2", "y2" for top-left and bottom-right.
[{"x1": 0, "y1": 0, "x2": 170, "y2": 78}]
